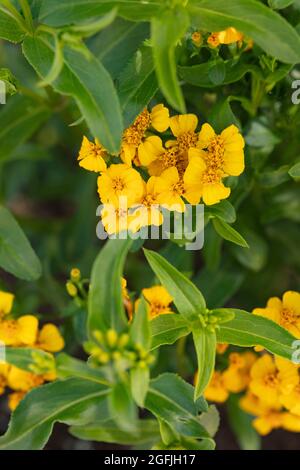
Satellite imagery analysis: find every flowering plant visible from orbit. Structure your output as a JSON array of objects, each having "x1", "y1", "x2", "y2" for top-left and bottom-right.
[{"x1": 0, "y1": 0, "x2": 300, "y2": 451}]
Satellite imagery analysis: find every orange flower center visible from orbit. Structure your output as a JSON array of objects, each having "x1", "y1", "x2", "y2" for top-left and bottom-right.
[
  {"x1": 149, "y1": 301, "x2": 170, "y2": 317},
  {"x1": 177, "y1": 132, "x2": 198, "y2": 153},
  {"x1": 1, "y1": 320, "x2": 19, "y2": 338},
  {"x1": 280, "y1": 307, "x2": 298, "y2": 327},
  {"x1": 201, "y1": 136, "x2": 226, "y2": 184},
  {"x1": 264, "y1": 372, "x2": 279, "y2": 388},
  {"x1": 112, "y1": 177, "x2": 125, "y2": 192},
  {"x1": 172, "y1": 180, "x2": 185, "y2": 196},
  {"x1": 122, "y1": 109, "x2": 151, "y2": 147}
]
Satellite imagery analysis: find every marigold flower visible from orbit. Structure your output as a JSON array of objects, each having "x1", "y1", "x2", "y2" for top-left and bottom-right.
[
  {"x1": 253, "y1": 291, "x2": 300, "y2": 338},
  {"x1": 130, "y1": 178, "x2": 164, "y2": 232},
  {"x1": 121, "y1": 105, "x2": 169, "y2": 166},
  {"x1": 36, "y1": 324, "x2": 65, "y2": 353},
  {"x1": 154, "y1": 167, "x2": 186, "y2": 212},
  {"x1": 222, "y1": 352, "x2": 256, "y2": 393},
  {"x1": 249, "y1": 355, "x2": 298, "y2": 409},
  {"x1": 208, "y1": 27, "x2": 244, "y2": 48},
  {"x1": 97, "y1": 164, "x2": 144, "y2": 208},
  {"x1": 100, "y1": 204, "x2": 135, "y2": 235},
  {"x1": 142, "y1": 285, "x2": 173, "y2": 318},
  {"x1": 204, "y1": 371, "x2": 229, "y2": 403},
  {"x1": 191, "y1": 31, "x2": 202, "y2": 47},
  {"x1": 183, "y1": 123, "x2": 245, "y2": 205},
  {"x1": 77, "y1": 136, "x2": 107, "y2": 173},
  {"x1": 0, "y1": 315, "x2": 38, "y2": 347}
]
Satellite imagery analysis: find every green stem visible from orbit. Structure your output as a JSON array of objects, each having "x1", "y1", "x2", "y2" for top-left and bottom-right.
[
  {"x1": 176, "y1": 336, "x2": 188, "y2": 378},
  {"x1": 18, "y1": 0, "x2": 34, "y2": 34}
]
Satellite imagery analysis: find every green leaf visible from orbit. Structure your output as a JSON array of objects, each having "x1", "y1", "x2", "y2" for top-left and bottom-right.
[
  {"x1": 90, "y1": 19, "x2": 149, "y2": 79},
  {"x1": 0, "y1": 378, "x2": 109, "y2": 450},
  {"x1": 195, "y1": 262, "x2": 246, "y2": 309},
  {"x1": 88, "y1": 238, "x2": 132, "y2": 334},
  {"x1": 227, "y1": 395, "x2": 261, "y2": 450},
  {"x1": 146, "y1": 373, "x2": 211, "y2": 440},
  {"x1": 199, "y1": 405, "x2": 220, "y2": 438},
  {"x1": 151, "y1": 6, "x2": 189, "y2": 112},
  {"x1": 39, "y1": 0, "x2": 164, "y2": 26},
  {"x1": 144, "y1": 249, "x2": 206, "y2": 321},
  {"x1": 193, "y1": 327, "x2": 216, "y2": 400},
  {"x1": 212, "y1": 218, "x2": 249, "y2": 248},
  {"x1": 22, "y1": 34, "x2": 123, "y2": 153},
  {"x1": 5, "y1": 348, "x2": 54, "y2": 372},
  {"x1": 0, "y1": 7, "x2": 25, "y2": 42},
  {"x1": 130, "y1": 366, "x2": 150, "y2": 408},
  {"x1": 206, "y1": 200, "x2": 236, "y2": 224},
  {"x1": 151, "y1": 314, "x2": 191, "y2": 350},
  {"x1": 217, "y1": 309, "x2": 297, "y2": 359},
  {"x1": 118, "y1": 46, "x2": 158, "y2": 128},
  {"x1": 108, "y1": 381, "x2": 138, "y2": 433},
  {"x1": 189, "y1": 0, "x2": 300, "y2": 64},
  {"x1": 70, "y1": 419, "x2": 159, "y2": 445},
  {"x1": 268, "y1": 0, "x2": 294, "y2": 9},
  {"x1": 0, "y1": 95, "x2": 50, "y2": 161},
  {"x1": 130, "y1": 297, "x2": 151, "y2": 350},
  {"x1": 179, "y1": 60, "x2": 261, "y2": 88},
  {"x1": 0, "y1": 206, "x2": 42, "y2": 281},
  {"x1": 56, "y1": 353, "x2": 109, "y2": 385},
  {"x1": 0, "y1": 68, "x2": 19, "y2": 95},
  {"x1": 289, "y1": 162, "x2": 300, "y2": 180},
  {"x1": 230, "y1": 228, "x2": 268, "y2": 272},
  {"x1": 208, "y1": 97, "x2": 240, "y2": 134}
]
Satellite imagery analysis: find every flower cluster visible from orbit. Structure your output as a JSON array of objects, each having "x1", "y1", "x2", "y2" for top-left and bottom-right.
[
  {"x1": 78, "y1": 105, "x2": 245, "y2": 235},
  {"x1": 204, "y1": 291, "x2": 300, "y2": 436},
  {"x1": 0, "y1": 290, "x2": 64, "y2": 410}
]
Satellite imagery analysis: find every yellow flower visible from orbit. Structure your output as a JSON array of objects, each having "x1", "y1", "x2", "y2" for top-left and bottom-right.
[
  {"x1": 191, "y1": 31, "x2": 202, "y2": 47},
  {"x1": 0, "y1": 363, "x2": 9, "y2": 395},
  {"x1": 8, "y1": 391, "x2": 26, "y2": 411},
  {"x1": 0, "y1": 290, "x2": 14, "y2": 317},
  {"x1": 204, "y1": 371, "x2": 229, "y2": 403},
  {"x1": 154, "y1": 167, "x2": 186, "y2": 212},
  {"x1": 36, "y1": 324, "x2": 65, "y2": 353},
  {"x1": 7, "y1": 365, "x2": 44, "y2": 392},
  {"x1": 253, "y1": 291, "x2": 300, "y2": 338},
  {"x1": 101, "y1": 204, "x2": 135, "y2": 235},
  {"x1": 239, "y1": 391, "x2": 276, "y2": 416},
  {"x1": 281, "y1": 412, "x2": 300, "y2": 432},
  {"x1": 216, "y1": 343, "x2": 228, "y2": 354},
  {"x1": 121, "y1": 105, "x2": 169, "y2": 166},
  {"x1": 183, "y1": 123, "x2": 245, "y2": 205},
  {"x1": 280, "y1": 383, "x2": 300, "y2": 416},
  {"x1": 0, "y1": 315, "x2": 38, "y2": 346},
  {"x1": 142, "y1": 286, "x2": 173, "y2": 318},
  {"x1": 249, "y1": 355, "x2": 299, "y2": 409},
  {"x1": 130, "y1": 178, "x2": 164, "y2": 232},
  {"x1": 208, "y1": 28, "x2": 244, "y2": 48},
  {"x1": 97, "y1": 164, "x2": 144, "y2": 208},
  {"x1": 77, "y1": 136, "x2": 107, "y2": 173},
  {"x1": 222, "y1": 351, "x2": 256, "y2": 393},
  {"x1": 253, "y1": 411, "x2": 284, "y2": 436},
  {"x1": 169, "y1": 114, "x2": 198, "y2": 156}
]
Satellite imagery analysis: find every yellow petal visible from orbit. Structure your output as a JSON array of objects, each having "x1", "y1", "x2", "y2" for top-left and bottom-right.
[
  {"x1": 283, "y1": 291, "x2": 300, "y2": 314},
  {"x1": 0, "y1": 291, "x2": 14, "y2": 315},
  {"x1": 138, "y1": 136, "x2": 164, "y2": 166},
  {"x1": 198, "y1": 123, "x2": 216, "y2": 149},
  {"x1": 223, "y1": 150, "x2": 245, "y2": 176},
  {"x1": 202, "y1": 183, "x2": 231, "y2": 206},
  {"x1": 79, "y1": 155, "x2": 107, "y2": 173},
  {"x1": 150, "y1": 104, "x2": 170, "y2": 132},
  {"x1": 170, "y1": 114, "x2": 198, "y2": 137},
  {"x1": 38, "y1": 324, "x2": 65, "y2": 352},
  {"x1": 17, "y1": 315, "x2": 38, "y2": 346}
]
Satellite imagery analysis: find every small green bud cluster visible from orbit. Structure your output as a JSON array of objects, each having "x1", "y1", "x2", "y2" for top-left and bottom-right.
[{"x1": 84, "y1": 329, "x2": 155, "y2": 371}]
